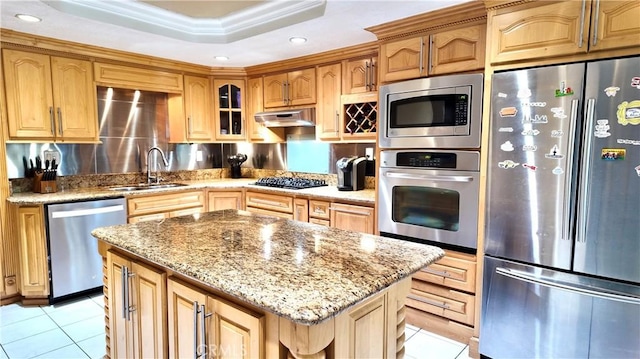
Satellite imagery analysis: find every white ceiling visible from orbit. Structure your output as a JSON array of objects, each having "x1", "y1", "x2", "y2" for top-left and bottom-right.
[{"x1": 0, "y1": 0, "x2": 471, "y2": 68}]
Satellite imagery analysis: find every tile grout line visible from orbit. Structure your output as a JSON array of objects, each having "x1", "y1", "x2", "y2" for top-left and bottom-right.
[{"x1": 41, "y1": 295, "x2": 96, "y2": 359}]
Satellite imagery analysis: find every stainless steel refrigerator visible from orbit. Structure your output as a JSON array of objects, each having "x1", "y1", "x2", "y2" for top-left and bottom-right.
[{"x1": 481, "y1": 56, "x2": 640, "y2": 358}]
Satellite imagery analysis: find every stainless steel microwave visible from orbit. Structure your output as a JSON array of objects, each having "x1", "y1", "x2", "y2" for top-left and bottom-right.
[{"x1": 379, "y1": 73, "x2": 483, "y2": 149}]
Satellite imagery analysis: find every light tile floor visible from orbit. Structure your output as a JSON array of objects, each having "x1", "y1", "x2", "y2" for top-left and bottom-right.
[{"x1": 1, "y1": 294, "x2": 471, "y2": 359}]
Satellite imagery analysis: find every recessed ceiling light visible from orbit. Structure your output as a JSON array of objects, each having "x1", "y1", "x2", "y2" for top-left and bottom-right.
[
  {"x1": 289, "y1": 37, "x2": 307, "y2": 44},
  {"x1": 15, "y1": 14, "x2": 42, "y2": 23},
  {"x1": 214, "y1": 56, "x2": 229, "y2": 61}
]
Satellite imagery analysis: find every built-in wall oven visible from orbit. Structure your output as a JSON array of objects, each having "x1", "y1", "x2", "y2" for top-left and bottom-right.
[{"x1": 378, "y1": 150, "x2": 480, "y2": 249}]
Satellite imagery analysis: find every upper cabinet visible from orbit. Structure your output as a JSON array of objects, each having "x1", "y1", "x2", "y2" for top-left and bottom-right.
[
  {"x1": 379, "y1": 23, "x2": 486, "y2": 83},
  {"x1": 488, "y1": 0, "x2": 640, "y2": 64},
  {"x1": 247, "y1": 77, "x2": 285, "y2": 143},
  {"x1": 316, "y1": 63, "x2": 342, "y2": 141},
  {"x1": 3, "y1": 49, "x2": 98, "y2": 142},
  {"x1": 263, "y1": 68, "x2": 316, "y2": 108},
  {"x1": 183, "y1": 75, "x2": 214, "y2": 142},
  {"x1": 214, "y1": 79, "x2": 246, "y2": 141},
  {"x1": 343, "y1": 56, "x2": 377, "y2": 94}
]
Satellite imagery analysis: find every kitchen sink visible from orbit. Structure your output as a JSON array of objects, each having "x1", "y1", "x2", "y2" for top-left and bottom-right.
[{"x1": 108, "y1": 182, "x2": 189, "y2": 191}]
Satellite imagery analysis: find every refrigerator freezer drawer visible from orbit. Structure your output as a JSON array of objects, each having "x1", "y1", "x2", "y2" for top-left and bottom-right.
[
  {"x1": 407, "y1": 281, "x2": 475, "y2": 326},
  {"x1": 480, "y1": 257, "x2": 640, "y2": 359}
]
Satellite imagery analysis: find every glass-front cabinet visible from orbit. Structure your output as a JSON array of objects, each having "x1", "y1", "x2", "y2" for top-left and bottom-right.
[{"x1": 214, "y1": 79, "x2": 245, "y2": 140}]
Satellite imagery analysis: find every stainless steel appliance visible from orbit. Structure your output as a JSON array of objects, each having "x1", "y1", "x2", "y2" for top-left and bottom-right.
[
  {"x1": 253, "y1": 177, "x2": 327, "y2": 190},
  {"x1": 46, "y1": 197, "x2": 127, "y2": 302},
  {"x1": 481, "y1": 56, "x2": 640, "y2": 358},
  {"x1": 378, "y1": 150, "x2": 480, "y2": 249},
  {"x1": 379, "y1": 73, "x2": 483, "y2": 149},
  {"x1": 336, "y1": 157, "x2": 366, "y2": 191}
]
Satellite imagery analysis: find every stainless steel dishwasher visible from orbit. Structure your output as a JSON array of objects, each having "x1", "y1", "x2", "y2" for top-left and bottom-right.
[{"x1": 46, "y1": 197, "x2": 127, "y2": 302}]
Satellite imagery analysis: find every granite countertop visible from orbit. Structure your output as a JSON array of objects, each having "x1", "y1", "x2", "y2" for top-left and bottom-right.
[
  {"x1": 91, "y1": 209, "x2": 444, "y2": 325},
  {"x1": 7, "y1": 179, "x2": 375, "y2": 205}
]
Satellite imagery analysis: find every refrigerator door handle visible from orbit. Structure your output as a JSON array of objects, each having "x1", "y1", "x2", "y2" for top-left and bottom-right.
[
  {"x1": 496, "y1": 267, "x2": 640, "y2": 305},
  {"x1": 577, "y1": 98, "x2": 597, "y2": 243},
  {"x1": 562, "y1": 99, "x2": 580, "y2": 240}
]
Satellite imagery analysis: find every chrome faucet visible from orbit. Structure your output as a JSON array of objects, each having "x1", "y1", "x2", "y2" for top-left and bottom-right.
[{"x1": 146, "y1": 146, "x2": 169, "y2": 183}]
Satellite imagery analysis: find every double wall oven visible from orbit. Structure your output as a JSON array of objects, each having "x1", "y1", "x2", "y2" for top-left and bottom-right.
[{"x1": 378, "y1": 73, "x2": 483, "y2": 250}]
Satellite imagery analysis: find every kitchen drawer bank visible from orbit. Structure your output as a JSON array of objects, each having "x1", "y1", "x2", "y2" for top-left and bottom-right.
[
  {"x1": 92, "y1": 210, "x2": 444, "y2": 359},
  {"x1": 7, "y1": 179, "x2": 375, "y2": 206}
]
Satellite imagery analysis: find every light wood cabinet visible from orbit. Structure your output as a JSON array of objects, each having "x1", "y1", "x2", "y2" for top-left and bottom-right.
[
  {"x1": 93, "y1": 62, "x2": 183, "y2": 93},
  {"x1": 316, "y1": 63, "x2": 342, "y2": 141},
  {"x1": 107, "y1": 250, "x2": 167, "y2": 359},
  {"x1": 330, "y1": 203, "x2": 375, "y2": 234},
  {"x1": 214, "y1": 79, "x2": 246, "y2": 140},
  {"x1": 3, "y1": 49, "x2": 98, "y2": 142},
  {"x1": 208, "y1": 190, "x2": 243, "y2": 211},
  {"x1": 127, "y1": 190, "x2": 205, "y2": 223},
  {"x1": 263, "y1": 68, "x2": 316, "y2": 108},
  {"x1": 245, "y1": 191, "x2": 294, "y2": 219},
  {"x1": 488, "y1": 0, "x2": 640, "y2": 64},
  {"x1": 184, "y1": 75, "x2": 214, "y2": 142},
  {"x1": 293, "y1": 198, "x2": 309, "y2": 222},
  {"x1": 247, "y1": 77, "x2": 285, "y2": 143},
  {"x1": 14, "y1": 205, "x2": 49, "y2": 297},
  {"x1": 334, "y1": 290, "x2": 387, "y2": 358},
  {"x1": 343, "y1": 56, "x2": 377, "y2": 94},
  {"x1": 379, "y1": 23, "x2": 486, "y2": 82},
  {"x1": 168, "y1": 278, "x2": 265, "y2": 359},
  {"x1": 406, "y1": 250, "x2": 477, "y2": 343}
]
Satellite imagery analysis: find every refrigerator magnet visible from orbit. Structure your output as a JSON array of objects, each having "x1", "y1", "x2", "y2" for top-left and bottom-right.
[
  {"x1": 554, "y1": 81, "x2": 574, "y2": 97},
  {"x1": 631, "y1": 77, "x2": 640, "y2": 89},
  {"x1": 617, "y1": 100, "x2": 640, "y2": 125},
  {"x1": 545, "y1": 145, "x2": 564, "y2": 159},
  {"x1": 522, "y1": 163, "x2": 537, "y2": 171},
  {"x1": 498, "y1": 92, "x2": 508, "y2": 98},
  {"x1": 617, "y1": 139, "x2": 640, "y2": 146},
  {"x1": 552, "y1": 166, "x2": 564, "y2": 175},
  {"x1": 522, "y1": 101, "x2": 547, "y2": 107},
  {"x1": 498, "y1": 127, "x2": 514, "y2": 132},
  {"x1": 521, "y1": 129, "x2": 540, "y2": 136},
  {"x1": 551, "y1": 130, "x2": 564, "y2": 138},
  {"x1": 522, "y1": 145, "x2": 538, "y2": 152},
  {"x1": 635, "y1": 165, "x2": 640, "y2": 177},
  {"x1": 500, "y1": 141, "x2": 515, "y2": 151},
  {"x1": 551, "y1": 107, "x2": 568, "y2": 119},
  {"x1": 499, "y1": 107, "x2": 518, "y2": 117},
  {"x1": 594, "y1": 119, "x2": 611, "y2": 138},
  {"x1": 517, "y1": 88, "x2": 532, "y2": 98},
  {"x1": 601, "y1": 149, "x2": 625, "y2": 161},
  {"x1": 530, "y1": 114, "x2": 548, "y2": 124},
  {"x1": 604, "y1": 86, "x2": 620, "y2": 97},
  {"x1": 498, "y1": 160, "x2": 519, "y2": 169}
]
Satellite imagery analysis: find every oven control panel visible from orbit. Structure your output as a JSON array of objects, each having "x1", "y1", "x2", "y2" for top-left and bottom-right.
[{"x1": 396, "y1": 152, "x2": 457, "y2": 168}]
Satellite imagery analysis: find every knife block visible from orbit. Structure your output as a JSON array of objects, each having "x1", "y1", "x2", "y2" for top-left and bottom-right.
[{"x1": 33, "y1": 173, "x2": 57, "y2": 194}]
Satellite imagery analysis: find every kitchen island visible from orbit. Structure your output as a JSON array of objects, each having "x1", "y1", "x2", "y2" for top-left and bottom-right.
[{"x1": 92, "y1": 209, "x2": 443, "y2": 359}]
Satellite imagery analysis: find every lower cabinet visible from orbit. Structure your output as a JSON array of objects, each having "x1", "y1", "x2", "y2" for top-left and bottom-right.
[
  {"x1": 127, "y1": 190, "x2": 205, "y2": 223},
  {"x1": 245, "y1": 191, "x2": 294, "y2": 219},
  {"x1": 330, "y1": 202, "x2": 375, "y2": 234},
  {"x1": 167, "y1": 277, "x2": 265, "y2": 359},
  {"x1": 405, "y1": 250, "x2": 477, "y2": 345},
  {"x1": 13, "y1": 205, "x2": 49, "y2": 297},
  {"x1": 107, "y1": 250, "x2": 167, "y2": 359},
  {"x1": 309, "y1": 200, "x2": 331, "y2": 226},
  {"x1": 207, "y1": 190, "x2": 244, "y2": 211}
]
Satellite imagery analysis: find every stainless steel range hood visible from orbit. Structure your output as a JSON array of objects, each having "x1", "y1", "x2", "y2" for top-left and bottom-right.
[{"x1": 254, "y1": 108, "x2": 315, "y2": 127}]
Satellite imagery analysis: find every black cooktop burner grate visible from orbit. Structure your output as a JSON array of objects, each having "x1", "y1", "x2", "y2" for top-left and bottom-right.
[{"x1": 254, "y1": 177, "x2": 327, "y2": 190}]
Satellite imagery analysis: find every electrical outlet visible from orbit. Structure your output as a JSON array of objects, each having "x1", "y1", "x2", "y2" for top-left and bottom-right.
[
  {"x1": 43, "y1": 150, "x2": 61, "y2": 165},
  {"x1": 196, "y1": 150, "x2": 203, "y2": 162},
  {"x1": 365, "y1": 147, "x2": 374, "y2": 160}
]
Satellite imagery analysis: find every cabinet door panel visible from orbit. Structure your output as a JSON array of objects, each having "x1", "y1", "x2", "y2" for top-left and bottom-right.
[
  {"x1": 208, "y1": 191, "x2": 243, "y2": 211},
  {"x1": 208, "y1": 297, "x2": 265, "y2": 359},
  {"x1": 489, "y1": 1, "x2": 590, "y2": 64},
  {"x1": 330, "y1": 203, "x2": 374, "y2": 234},
  {"x1": 288, "y1": 68, "x2": 316, "y2": 106},
  {"x1": 429, "y1": 24, "x2": 486, "y2": 75},
  {"x1": 107, "y1": 251, "x2": 134, "y2": 359},
  {"x1": 2, "y1": 50, "x2": 54, "y2": 139},
  {"x1": 50, "y1": 56, "x2": 98, "y2": 141},
  {"x1": 379, "y1": 37, "x2": 424, "y2": 83},
  {"x1": 167, "y1": 278, "x2": 208, "y2": 358},
  {"x1": 316, "y1": 64, "x2": 342, "y2": 140},
  {"x1": 263, "y1": 74, "x2": 287, "y2": 108},
  {"x1": 590, "y1": 0, "x2": 640, "y2": 52},
  {"x1": 16, "y1": 206, "x2": 49, "y2": 296},
  {"x1": 132, "y1": 262, "x2": 167, "y2": 359},
  {"x1": 184, "y1": 75, "x2": 213, "y2": 141}
]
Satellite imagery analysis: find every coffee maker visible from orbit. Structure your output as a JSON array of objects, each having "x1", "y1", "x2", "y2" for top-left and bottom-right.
[
  {"x1": 227, "y1": 153, "x2": 247, "y2": 179},
  {"x1": 336, "y1": 157, "x2": 366, "y2": 191}
]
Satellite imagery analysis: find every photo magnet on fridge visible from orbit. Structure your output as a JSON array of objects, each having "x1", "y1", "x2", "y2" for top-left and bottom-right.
[
  {"x1": 601, "y1": 148, "x2": 626, "y2": 161},
  {"x1": 617, "y1": 100, "x2": 640, "y2": 125}
]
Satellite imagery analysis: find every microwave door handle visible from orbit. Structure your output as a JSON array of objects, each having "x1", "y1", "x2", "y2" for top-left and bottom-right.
[{"x1": 384, "y1": 171, "x2": 474, "y2": 182}]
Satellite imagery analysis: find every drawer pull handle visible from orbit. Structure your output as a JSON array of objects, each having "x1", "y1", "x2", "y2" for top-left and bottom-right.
[
  {"x1": 422, "y1": 268, "x2": 451, "y2": 278},
  {"x1": 407, "y1": 294, "x2": 449, "y2": 310},
  {"x1": 328, "y1": 207, "x2": 370, "y2": 216}
]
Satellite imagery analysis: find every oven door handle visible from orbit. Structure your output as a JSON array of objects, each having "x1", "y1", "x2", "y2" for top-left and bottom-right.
[{"x1": 384, "y1": 171, "x2": 474, "y2": 182}]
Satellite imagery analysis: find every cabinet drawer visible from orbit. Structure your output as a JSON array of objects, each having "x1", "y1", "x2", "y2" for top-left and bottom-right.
[
  {"x1": 245, "y1": 192, "x2": 293, "y2": 214},
  {"x1": 413, "y1": 250, "x2": 476, "y2": 293},
  {"x1": 309, "y1": 200, "x2": 330, "y2": 220},
  {"x1": 309, "y1": 218, "x2": 330, "y2": 227},
  {"x1": 406, "y1": 281, "x2": 475, "y2": 326},
  {"x1": 127, "y1": 190, "x2": 205, "y2": 217},
  {"x1": 129, "y1": 212, "x2": 170, "y2": 224},
  {"x1": 246, "y1": 207, "x2": 294, "y2": 220}
]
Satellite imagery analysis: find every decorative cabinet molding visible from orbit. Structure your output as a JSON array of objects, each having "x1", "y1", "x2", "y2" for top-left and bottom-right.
[
  {"x1": 94, "y1": 62, "x2": 183, "y2": 92},
  {"x1": 3, "y1": 49, "x2": 98, "y2": 142}
]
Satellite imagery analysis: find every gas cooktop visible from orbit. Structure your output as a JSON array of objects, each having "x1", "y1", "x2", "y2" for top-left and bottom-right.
[{"x1": 254, "y1": 177, "x2": 327, "y2": 190}]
